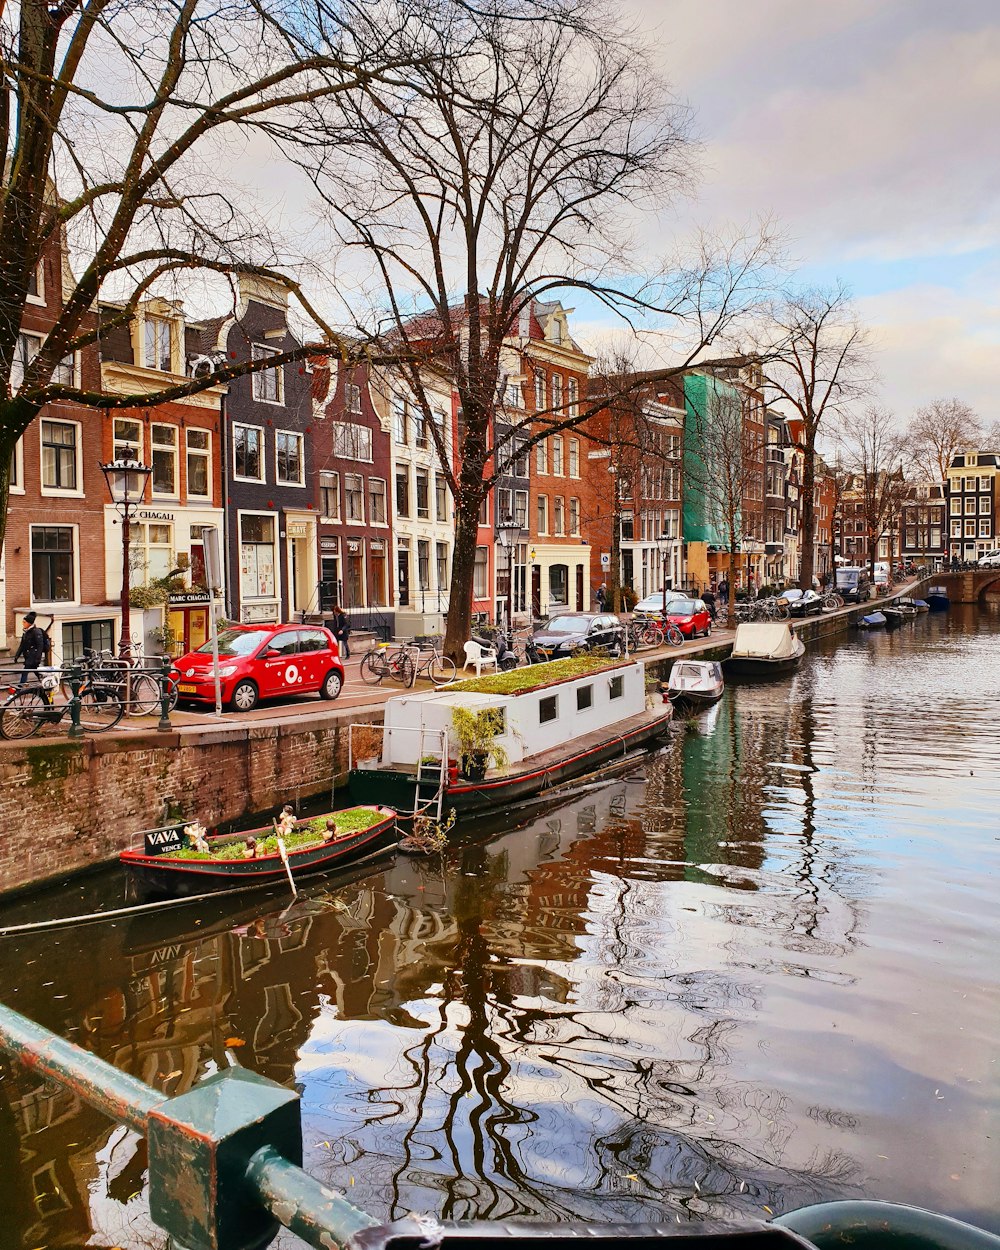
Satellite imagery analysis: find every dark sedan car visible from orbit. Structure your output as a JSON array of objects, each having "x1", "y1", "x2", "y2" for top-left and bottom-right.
[
  {"x1": 778, "y1": 588, "x2": 822, "y2": 617},
  {"x1": 531, "y1": 613, "x2": 625, "y2": 661},
  {"x1": 663, "y1": 598, "x2": 712, "y2": 638}
]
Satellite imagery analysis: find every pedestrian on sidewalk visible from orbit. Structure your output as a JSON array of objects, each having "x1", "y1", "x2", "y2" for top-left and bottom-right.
[
  {"x1": 718, "y1": 578, "x2": 729, "y2": 608},
  {"x1": 330, "y1": 604, "x2": 351, "y2": 659},
  {"x1": 14, "y1": 612, "x2": 51, "y2": 686},
  {"x1": 595, "y1": 582, "x2": 607, "y2": 611}
]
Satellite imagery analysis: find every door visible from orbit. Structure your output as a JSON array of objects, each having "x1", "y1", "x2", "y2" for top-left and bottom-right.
[
  {"x1": 295, "y1": 627, "x2": 330, "y2": 692},
  {"x1": 575, "y1": 564, "x2": 584, "y2": 611},
  {"x1": 397, "y1": 548, "x2": 410, "y2": 607},
  {"x1": 531, "y1": 566, "x2": 541, "y2": 617},
  {"x1": 257, "y1": 629, "x2": 300, "y2": 698},
  {"x1": 622, "y1": 549, "x2": 634, "y2": 594},
  {"x1": 320, "y1": 556, "x2": 340, "y2": 612}
]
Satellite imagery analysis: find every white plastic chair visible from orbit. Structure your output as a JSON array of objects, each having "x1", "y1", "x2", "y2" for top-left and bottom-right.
[{"x1": 462, "y1": 639, "x2": 499, "y2": 677}]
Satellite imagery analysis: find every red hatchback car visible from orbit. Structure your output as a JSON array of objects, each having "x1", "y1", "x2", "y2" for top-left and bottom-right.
[
  {"x1": 664, "y1": 597, "x2": 712, "y2": 638},
  {"x1": 172, "y1": 624, "x2": 345, "y2": 712}
]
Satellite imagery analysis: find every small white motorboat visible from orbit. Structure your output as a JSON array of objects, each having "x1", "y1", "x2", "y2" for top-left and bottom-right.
[{"x1": 667, "y1": 660, "x2": 725, "y2": 707}]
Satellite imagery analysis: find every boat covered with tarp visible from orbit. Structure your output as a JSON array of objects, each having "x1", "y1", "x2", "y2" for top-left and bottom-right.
[{"x1": 725, "y1": 623, "x2": 805, "y2": 677}]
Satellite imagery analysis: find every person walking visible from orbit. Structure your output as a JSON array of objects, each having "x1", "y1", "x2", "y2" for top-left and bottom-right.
[
  {"x1": 595, "y1": 582, "x2": 607, "y2": 611},
  {"x1": 702, "y1": 586, "x2": 717, "y2": 622},
  {"x1": 330, "y1": 604, "x2": 351, "y2": 660},
  {"x1": 14, "y1": 612, "x2": 51, "y2": 686},
  {"x1": 718, "y1": 578, "x2": 729, "y2": 608}
]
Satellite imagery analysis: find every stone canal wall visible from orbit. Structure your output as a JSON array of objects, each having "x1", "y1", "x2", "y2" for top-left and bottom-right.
[{"x1": 0, "y1": 706, "x2": 383, "y2": 897}]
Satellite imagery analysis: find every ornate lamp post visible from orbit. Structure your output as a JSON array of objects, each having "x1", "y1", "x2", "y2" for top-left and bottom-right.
[
  {"x1": 496, "y1": 512, "x2": 521, "y2": 632},
  {"x1": 657, "y1": 531, "x2": 672, "y2": 617},
  {"x1": 101, "y1": 446, "x2": 153, "y2": 659}
]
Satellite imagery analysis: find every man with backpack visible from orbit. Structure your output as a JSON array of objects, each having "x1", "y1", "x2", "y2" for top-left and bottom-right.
[{"x1": 14, "y1": 612, "x2": 51, "y2": 686}]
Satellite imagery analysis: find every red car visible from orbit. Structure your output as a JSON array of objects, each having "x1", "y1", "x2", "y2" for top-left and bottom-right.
[
  {"x1": 664, "y1": 597, "x2": 712, "y2": 638},
  {"x1": 172, "y1": 624, "x2": 345, "y2": 712}
]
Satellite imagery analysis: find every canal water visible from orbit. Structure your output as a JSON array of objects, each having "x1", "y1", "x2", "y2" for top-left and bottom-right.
[{"x1": 0, "y1": 607, "x2": 997, "y2": 1248}]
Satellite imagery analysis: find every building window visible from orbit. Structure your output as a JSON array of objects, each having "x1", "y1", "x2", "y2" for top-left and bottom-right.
[
  {"x1": 621, "y1": 511, "x2": 634, "y2": 541},
  {"x1": 568, "y1": 438, "x2": 579, "y2": 477},
  {"x1": 568, "y1": 378, "x2": 579, "y2": 418},
  {"x1": 539, "y1": 695, "x2": 558, "y2": 724},
  {"x1": 949, "y1": 497, "x2": 961, "y2": 515},
  {"x1": 569, "y1": 497, "x2": 580, "y2": 535},
  {"x1": 240, "y1": 514, "x2": 276, "y2": 599},
  {"x1": 964, "y1": 477, "x2": 976, "y2": 492},
  {"x1": 9, "y1": 438, "x2": 22, "y2": 492},
  {"x1": 534, "y1": 373, "x2": 545, "y2": 411},
  {"x1": 251, "y1": 344, "x2": 281, "y2": 403},
  {"x1": 233, "y1": 424, "x2": 263, "y2": 480},
  {"x1": 369, "y1": 477, "x2": 387, "y2": 523},
  {"x1": 26, "y1": 262, "x2": 43, "y2": 304},
  {"x1": 112, "y1": 418, "x2": 146, "y2": 496},
  {"x1": 344, "y1": 473, "x2": 364, "y2": 522},
  {"x1": 51, "y1": 351, "x2": 75, "y2": 385},
  {"x1": 479, "y1": 494, "x2": 489, "y2": 525},
  {"x1": 537, "y1": 494, "x2": 548, "y2": 534},
  {"x1": 505, "y1": 381, "x2": 521, "y2": 408},
  {"x1": 186, "y1": 429, "x2": 211, "y2": 497},
  {"x1": 980, "y1": 495, "x2": 991, "y2": 514},
  {"x1": 436, "y1": 542, "x2": 448, "y2": 588},
  {"x1": 979, "y1": 518, "x2": 990, "y2": 537},
  {"x1": 144, "y1": 317, "x2": 171, "y2": 371},
  {"x1": 417, "y1": 539, "x2": 430, "y2": 589},
  {"x1": 549, "y1": 563, "x2": 568, "y2": 605},
  {"x1": 577, "y1": 685, "x2": 592, "y2": 711},
  {"x1": 320, "y1": 471, "x2": 340, "y2": 518},
  {"x1": 964, "y1": 520, "x2": 975, "y2": 537},
  {"x1": 513, "y1": 442, "x2": 528, "y2": 477},
  {"x1": 11, "y1": 332, "x2": 40, "y2": 390},
  {"x1": 31, "y1": 526, "x2": 74, "y2": 601},
  {"x1": 416, "y1": 470, "x2": 430, "y2": 518},
  {"x1": 553, "y1": 496, "x2": 565, "y2": 536},
  {"x1": 332, "y1": 422, "x2": 373, "y2": 461},
  {"x1": 396, "y1": 469, "x2": 410, "y2": 517},
  {"x1": 979, "y1": 476, "x2": 991, "y2": 491},
  {"x1": 514, "y1": 490, "x2": 527, "y2": 525},
  {"x1": 551, "y1": 374, "x2": 562, "y2": 412},
  {"x1": 151, "y1": 423, "x2": 178, "y2": 495},
  {"x1": 40, "y1": 420, "x2": 79, "y2": 491},
  {"x1": 964, "y1": 497, "x2": 976, "y2": 514},
  {"x1": 346, "y1": 382, "x2": 362, "y2": 414},
  {"x1": 552, "y1": 436, "x2": 563, "y2": 475},
  {"x1": 536, "y1": 440, "x2": 547, "y2": 474},
  {"x1": 395, "y1": 403, "x2": 408, "y2": 444},
  {"x1": 473, "y1": 546, "x2": 489, "y2": 598},
  {"x1": 435, "y1": 474, "x2": 449, "y2": 522},
  {"x1": 276, "y1": 431, "x2": 304, "y2": 485},
  {"x1": 132, "y1": 522, "x2": 174, "y2": 585},
  {"x1": 414, "y1": 409, "x2": 428, "y2": 449}
]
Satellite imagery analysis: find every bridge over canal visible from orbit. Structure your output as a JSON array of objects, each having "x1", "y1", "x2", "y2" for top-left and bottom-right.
[{"x1": 919, "y1": 569, "x2": 1000, "y2": 604}]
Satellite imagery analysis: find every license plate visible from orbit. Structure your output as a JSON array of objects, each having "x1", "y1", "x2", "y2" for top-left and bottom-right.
[{"x1": 178, "y1": 683, "x2": 197, "y2": 694}]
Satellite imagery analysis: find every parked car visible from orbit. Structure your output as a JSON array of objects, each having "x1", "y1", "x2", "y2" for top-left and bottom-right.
[
  {"x1": 633, "y1": 591, "x2": 685, "y2": 619},
  {"x1": 530, "y1": 613, "x2": 625, "y2": 660},
  {"x1": 779, "y1": 588, "x2": 822, "y2": 616},
  {"x1": 977, "y1": 550, "x2": 1000, "y2": 568},
  {"x1": 663, "y1": 597, "x2": 712, "y2": 638},
  {"x1": 172, "y1": 624, "x2": 345, "y2": 712},
  {"x1": 835, "y1": 566, "x2": 871, "y2": 603}
]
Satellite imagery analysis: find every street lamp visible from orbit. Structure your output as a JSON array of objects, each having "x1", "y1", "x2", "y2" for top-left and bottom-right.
[
  {"x1": 741, "y1": 533, "x2": 754, "y2": 594},
  {"x1": 657, "y1": 531, "x2": 672, "y2": 617},
  {"x1": 101, "y1": 445, "x2": 153, "y2": 659},
  {"x1": 496, "y1": 512, "x2": 521, "y2": 633}
]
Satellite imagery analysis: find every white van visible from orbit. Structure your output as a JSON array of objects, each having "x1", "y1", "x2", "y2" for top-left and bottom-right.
[{"x1": 873, "y1": 562, "x2": 890, "y2": 588}]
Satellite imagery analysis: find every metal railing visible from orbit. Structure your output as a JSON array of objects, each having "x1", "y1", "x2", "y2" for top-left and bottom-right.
[{"x1": 0, "y1": 656, "x2": 175, "y2": 736}]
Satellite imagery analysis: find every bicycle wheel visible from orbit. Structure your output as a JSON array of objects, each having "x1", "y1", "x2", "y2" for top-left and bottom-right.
[
  {"x1": 360, "y1": 652, "x2": 385, "y2": 685},
  {"x1": 665, "y1": 623, "x2": 684, "y2": 647},
  {"x1": 397, "y1": 652, "x2": 416, "y2": 688},
  {"x1": 428, "y1": 654, "x2": 457, "y2": 685},
  {"x1": 643, "y1": 623, "x2": 665, "y2": 647},
  {"x1": 0, "y1": 689, "x2": 47, "y2": 739},
  {"x1": 127, "y1": 673, "x2": 163, "y2": 716},
  {"x1": 78, "y1": 686, "x2": 125, "y2": 732}
]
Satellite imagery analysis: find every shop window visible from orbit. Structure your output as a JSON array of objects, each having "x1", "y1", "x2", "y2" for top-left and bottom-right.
[
  {"x1": 31, "y1": 526, "x2": 74, "y2": 601},
  {"x1": 186, "y1": 429, "x2": 211, "y2": 497},
  {"x1": 240, "y1": 514, "x2": 276, "y2": 599},
  {"x1": 151, "y1": 424, "x2": 178, "y2": 495},
  {"x1": 251, "y1": 344, "x2": 281, "y2": 403},
  {"x1": 548, "y1": 563, "x2": 568, "y2": 605},
  {"x1": 234, "y1": 425, "x2": 263, "y2": 481},
  {"x1": 276, "y1": 430, "x2": 303, "y2": 485},
  {"x1": 346, "y1": 547, "x2": 364, "y2": 606},
  {"x1": 41, "y1": 419, "x2": 79, "y2": 491},
  {"x1": 132, "y1": 522, "x2": 174, "y2": 586},
  {"x1": 62, "y1": 620, "x2": 114, "y2": 662}
]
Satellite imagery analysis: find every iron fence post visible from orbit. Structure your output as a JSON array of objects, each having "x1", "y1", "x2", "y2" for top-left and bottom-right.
[
  {"x1": 66, "y1": 665, "x2": 84, "y2": 739},
  {"x1": 157, "y1": 654, "x2": 173, "y2": 731}
]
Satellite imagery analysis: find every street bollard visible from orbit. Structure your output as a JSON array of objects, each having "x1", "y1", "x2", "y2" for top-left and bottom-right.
[
  {"x1": 66, "y1": 665, "x2": 84, "y2": 738},
  {"x1": 157, "y1": 654, "x2": 173, "y2": 732}
]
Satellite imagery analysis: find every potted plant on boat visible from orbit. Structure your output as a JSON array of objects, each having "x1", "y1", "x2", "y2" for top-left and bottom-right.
[
  {"x1": 352, "y1": 725, "x2": 384, "y2": 770},
  {"x1": 451, "y1": 707, "x2": 509, "y2": 781}
]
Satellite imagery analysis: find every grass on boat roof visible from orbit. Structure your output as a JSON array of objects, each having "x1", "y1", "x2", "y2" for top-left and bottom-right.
[
  {"x1": 449, "y1": 654, "x2": 624, "y2": 696},
  {"x1": 165, "y1": 807, "x2": 381, "y2": 860}
]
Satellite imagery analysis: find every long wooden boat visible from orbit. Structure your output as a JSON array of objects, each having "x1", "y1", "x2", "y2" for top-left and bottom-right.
[
  {"x1": 725, "y1": 623, "x2": 805, "y2": 677},
  {"x1": 348, "y1": 659, "x2": 673, "y2": 819},
  {"x1": 120, "y1": 806, "x2": 398, "y2": 898}
]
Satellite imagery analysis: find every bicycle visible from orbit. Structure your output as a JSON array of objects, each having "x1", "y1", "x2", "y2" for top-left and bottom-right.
[
  {"x1": 410, "y1": 642, "x2": 458, "y2": 685},
  {"x1": 0, "y1": 667, "x2": 124, "y2": 739},
  {"x1": 360, "y1": 641, "x2": 417, "y2": 688},
  {"x1": 79, "y1": 648, "x2": 171, "y2": 716}
]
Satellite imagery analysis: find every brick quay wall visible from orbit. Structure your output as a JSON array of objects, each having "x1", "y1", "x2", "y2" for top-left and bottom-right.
[{"x1": 0, "y1": 706, "x2": 384, "y2": 897}]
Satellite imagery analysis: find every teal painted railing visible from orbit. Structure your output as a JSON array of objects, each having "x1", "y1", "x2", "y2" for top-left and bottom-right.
[{"x1": 2, "y1": 1001, "x2": 997, "y2": 1250}]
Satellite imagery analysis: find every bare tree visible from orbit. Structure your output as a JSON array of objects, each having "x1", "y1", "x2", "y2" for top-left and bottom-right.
[
  {"x1": 295, "y1": 4, "x2": 779, "y2": 654},
  {"x1": 0, "y1": 0, "x2": 434, "y2": 550},
  {"x1": 837, "y1": 407, "x2": 910, "y2": 577},
  {"x1": 758, "y1": 285, "x2": 873, "y2": 590},
  {"x1": 908, "y1": 398, "x2": 982, "y2": 483}
]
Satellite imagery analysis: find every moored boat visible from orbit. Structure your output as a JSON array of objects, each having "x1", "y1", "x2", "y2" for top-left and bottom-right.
[
  {"x1": 348, "y1": 657, "x2": 673, "y2": 818},
  {"x1": 725, "y1": 623, "x2": 805, "y2": 677},
  {"x1": 667, "y1": 659, "x2": 724, "y2": 706},
  {"x1": 120, "y1": 806, "x2": 398, "y2": 899},
  {"x1": 890, "y1": 598, "x2": 919, "y2": 618},
  {"x1": 926, "y1": 585, "x2": 950, "y2": 611},
  {"x1": 857, "y1": 611, "x2": 887, "y2": 629},
  {"x1": 913, "y1": 599, "x2": 930, "y2": 612}
]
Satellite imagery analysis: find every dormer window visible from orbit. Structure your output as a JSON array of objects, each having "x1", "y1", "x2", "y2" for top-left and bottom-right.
[
  {"x1": 144, "y1": 317, "x2": 172, "y2": 371},
  {"x1": 26, "y1": 262, "x2": 44, "y2": 305}
]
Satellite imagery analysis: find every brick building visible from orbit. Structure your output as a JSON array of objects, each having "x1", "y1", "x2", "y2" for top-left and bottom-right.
[
  {"x1": 3, "y1": 236, "x2": 108, "y2": 662},
  {"x1": 901, "y1": 482, "x2": 947, "y2": 567},
  {"x1": 945, "y1": 451, "x2": 998, "y2": 563}
]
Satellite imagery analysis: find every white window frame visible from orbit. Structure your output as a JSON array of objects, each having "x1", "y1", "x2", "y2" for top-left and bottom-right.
[
  {"x1": 346, "y1": 382, "x2": 362, "y2": 414},
  {"x1": 473, "y1": 546, "x2": 489, "y2": 598},
  {"x1": 979, "y1": 475, "x2": 991, "y2": 491},
  {"x1": 9, "y1": 437, "x2": 24, "y2": 495},
  {"x1": 567, "y1": 378, "x2": 579, "y2": 418},
  {"x1": 332, "y1": 422, "x2": 373, "y2": 462},
  {"x1": 950, "y1": 496, "x2": 961, "y2": 515},
  {"x1": 568, "y1": 438, "x2": 580, "y2": 478},
  {"x1": 553, "y1": 495, "x2": 565, "y2": 536},
  {"x1": 536, "y1": 440, "x2": 547, "y2": 474},
  {"x1": 979, "y1": 518, "x2": 991, "y2": 538},
  {"x1": 979, "y1": 495, "x2": 991, "y2": 514},
  {"x1": 537, "y1": 493, "x2": 548, "y2": 535},
  {"x1": 369, "y1": 476, "x2": 388, "y2": 525},
  {"x1": 964, "y1": 497, "x2": 976, "y2": 514},
  {"x1": 275, "y1": 429, "x2": 305, "y2": 487},
  {"x1": 25, "y1": 261, "x2": 45, "y2": 306},
  {"x1": 239, "y1": 511, "x2": 279, "y2": 602},
  {"x1": 144, "y1": 315, "x2": 172, "y2": 372},
  {"x1": 552, "y1": 435, "x2": 563, "y2": 476},
  {"x1": 320, "y1": 470, "x2": 340, "y2": 519},
  {"x1": 185, "y1": 428, "x2": 212, "y2": 499},
  {"x1": 11, "y1": 331, "x2": 41, "y2": 390},
  {"x1": 39, "y1": 417, "x2": 83, "y2": 497},
  {"x1": 569, "y1": 496, "x2": 580, "y2": 535},
  {"x1": 150, "y1": 422, "x2": 179, "y2": 498},
  {"x1": 534, "y1": 373, "x2": 545, "y2": 411},
  {"x1": 233, "y1": 423, "x2": 265, "y2": 482},
  {"x1": 251, "y1": 343, "x2": 283, "y2": 405},
  {"x1": 344, "y1": 472, "x2": 365, "y2": 523},
  {"x1": 950, "y1": 519, "x2": 962, "y2": 538}
]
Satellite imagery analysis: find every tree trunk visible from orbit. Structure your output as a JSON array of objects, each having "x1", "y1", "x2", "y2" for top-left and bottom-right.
[
  {"x1": 610, "y1": 491, "x2": 622, "y2": 613},
  {"x1": 443, "y1": 452, "x2": 489, "y2": 662},
  {"x1": 799, "y1": 427, "x2": 817, "y2": 589}
]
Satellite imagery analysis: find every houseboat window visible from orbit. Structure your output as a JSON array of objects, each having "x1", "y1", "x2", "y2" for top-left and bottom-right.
[
  {"x1": 577, "y1": 685, "x2": 593, "y2": 711},
  {"x1": 539, "y1": 695, "x2": 558, "y2": 724},
  {"x1": 609, "y1": 675, "x2": 624, "y2": 700}
]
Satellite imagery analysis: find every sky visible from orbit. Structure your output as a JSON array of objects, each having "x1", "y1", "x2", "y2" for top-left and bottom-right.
[{"x1": 601, "y1": 0, "x2": 999, "y2": 422}]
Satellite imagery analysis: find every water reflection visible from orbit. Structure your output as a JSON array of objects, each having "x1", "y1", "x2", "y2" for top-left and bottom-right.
[{"x1": 0, "y1": 606, "x2": 997, "y2": 1246}]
